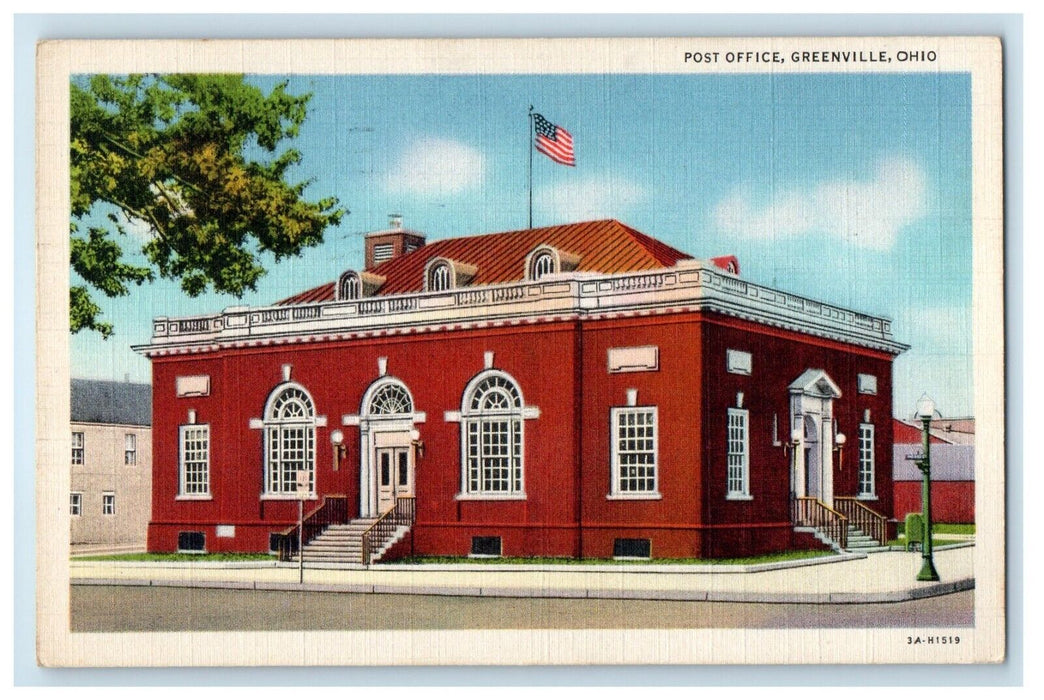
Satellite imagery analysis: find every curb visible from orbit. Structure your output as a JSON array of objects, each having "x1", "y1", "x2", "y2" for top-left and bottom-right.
[{"x1": 71, "y1": 575, "x2": 974, "y2": 604}]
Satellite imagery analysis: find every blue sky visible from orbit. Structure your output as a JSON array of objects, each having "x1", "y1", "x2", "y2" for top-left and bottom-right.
[{"x1": 71, "y1": 71, "x2": 973, "y2": 417}]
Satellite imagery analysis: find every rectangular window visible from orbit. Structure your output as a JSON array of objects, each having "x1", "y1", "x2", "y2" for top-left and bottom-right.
[
  {"x1": 179, "y1": 424, "x2": 210, "y2": 497},
  {"x1": 70, "y1": 492, "x2": 82, "y2": 516},
  {"x1": 726, "y1": 408, "x2": 750, "y2": 498},
  {"x1": 124, "y1": 433, "x2": 137, "y2": 465},
  {"x1": 71, "y1": 431, "x2": 84, "y2": 465},
  {"x1": 610, "y1": 407, "x2": 658, "y2": 496},
  {"x1": 102, "y1": 492, "x2": 115, "y2": 515},
  {"x1": 858, "y1": 423, "x2": 876, "y2": 497}
]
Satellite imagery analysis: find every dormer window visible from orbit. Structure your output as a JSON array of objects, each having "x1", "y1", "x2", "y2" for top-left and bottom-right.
[
  {"x1": 525, "y1": 245, "x2": 579, "y2": 281},
  {"x1": 336, "y1": 270, "x2": 385, "y2": 300},
  {"x1": 337, "y1": 271, "x2": 362, "y2": 300},
  {"x1": 424, "y1": 257, "x2": 476, "y2": 292},
  {"x1": 531, "y1": 252, "x2": 555, "y2": 280},
  {"x1": 429, "y1": 263, "x2": 452, "y2": 292}
]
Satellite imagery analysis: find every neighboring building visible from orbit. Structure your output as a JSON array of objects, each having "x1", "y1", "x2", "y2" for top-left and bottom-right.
[
  {"x1": 135, "y1": 218, "x2": 906, "y2": 561},
  {"x1": 892, "y1": 418, "x2": 975, "y2": 524},
  {"x1": 70, "y1": 379, "x2": 152, "y2": 553}
]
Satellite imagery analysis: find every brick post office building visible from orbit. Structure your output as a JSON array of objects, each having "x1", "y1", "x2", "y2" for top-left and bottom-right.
[{"x1": 136, "y1": 219, "x2": 907, "y2": 561}]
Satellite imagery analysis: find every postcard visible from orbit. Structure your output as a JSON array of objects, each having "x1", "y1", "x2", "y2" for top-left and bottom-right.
[{"x1": 36, "y1": 36, "x2": 1004, "y2": 666}]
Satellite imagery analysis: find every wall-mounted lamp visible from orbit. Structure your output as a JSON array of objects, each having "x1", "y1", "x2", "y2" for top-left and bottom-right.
[
  {"x1": 834, "y1": 432, "x2": 847, "y2": 470},
  {"x1": 412, "y1": 439, "x2": 426, "y2": 459},
  {"x1": 330, "y1": 430, "x2": 346, "y2": 471},
  {"x1": 784, "y1": 428, "x2": 803, "y2": 455}
]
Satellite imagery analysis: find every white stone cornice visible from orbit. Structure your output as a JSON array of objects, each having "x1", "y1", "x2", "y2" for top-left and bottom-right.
[{"x1": 134, "y1": 263, "x2": 909, "y2": 358}]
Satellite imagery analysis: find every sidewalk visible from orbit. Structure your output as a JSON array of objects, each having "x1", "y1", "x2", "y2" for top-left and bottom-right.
[{"x1": 69, "y1": 544, "x2": 974, "y2": 604}]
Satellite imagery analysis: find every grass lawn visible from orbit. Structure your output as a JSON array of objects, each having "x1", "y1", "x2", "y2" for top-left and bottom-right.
[
  {"x1": 72, "y1": 552, "x2": 277, "y2": 562},
  {"x1": 397, "y1": 549, "x2": 835, "y2": 566}
]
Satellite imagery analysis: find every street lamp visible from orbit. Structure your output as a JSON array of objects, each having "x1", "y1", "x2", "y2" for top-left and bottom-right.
[{"x1": 914, "y1": 393, "x2": 940, "y2": 582}]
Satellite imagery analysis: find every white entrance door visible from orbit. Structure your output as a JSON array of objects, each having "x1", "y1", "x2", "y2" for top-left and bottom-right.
[{"x1": 373, "y1": 432, "x2": 413, "y2": 515}]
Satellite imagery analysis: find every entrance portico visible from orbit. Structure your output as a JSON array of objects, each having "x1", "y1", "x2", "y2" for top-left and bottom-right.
[{"x1": 789, "y1": 369, "x2": 842, "y2": 508}]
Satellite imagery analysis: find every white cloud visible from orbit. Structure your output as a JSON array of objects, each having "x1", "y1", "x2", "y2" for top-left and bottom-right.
[
  {"x1": 714, "y1": 155, "x2": 927, "y2": 250},
  {"x1": 384, "y1": 138, "x2": 485, "y2": 197},
  {"x1": 121, "y1": 213, "x2": 154, "y2": 241},
  {"x1": 535, "y1": 175, "x2": 647, "y2": 222}
]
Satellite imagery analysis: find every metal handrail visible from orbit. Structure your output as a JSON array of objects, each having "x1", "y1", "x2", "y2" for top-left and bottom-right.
[
  {"x1": 834, "y1": 497, "x2": 889, "y2": 546},
  {"x1": 791, "y1": 496, "x2": 849, "y2": 550},
  {"x1": 277, "y1": 494, "x2": 349, "y2": 561},
  {"x1": 361, "y1": 496, "x2": 416, "y2": 564}
]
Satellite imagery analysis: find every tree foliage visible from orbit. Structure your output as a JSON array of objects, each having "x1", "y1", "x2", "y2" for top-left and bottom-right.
[{"x1": 70, "y1": 74, "x2": 344, "y2": 337}]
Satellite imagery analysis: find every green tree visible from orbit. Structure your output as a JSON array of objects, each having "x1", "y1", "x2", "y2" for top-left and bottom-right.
[{"x1": 70, "y1": 74, "x2": 344, "y2": 337}]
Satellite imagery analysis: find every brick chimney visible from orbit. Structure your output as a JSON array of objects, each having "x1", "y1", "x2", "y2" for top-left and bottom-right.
[{"x1": 364, "y1": 214, "x2": 427, "y2": 270}]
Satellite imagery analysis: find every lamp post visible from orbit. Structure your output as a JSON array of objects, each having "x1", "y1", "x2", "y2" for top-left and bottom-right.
[{"x1": 914, "y1": 393, "x2": 940, "y2": 582}]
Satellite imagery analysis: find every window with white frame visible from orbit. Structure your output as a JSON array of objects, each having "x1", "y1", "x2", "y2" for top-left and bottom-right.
[
  {"x1": 179, "y1": 424, "x2": 211, "y2": 496},
  {"x1": 368, "y1": 381, "x2": 413, "y2": 415},
  {"x1": 531, "y1": 252, "x2": 556, "y2": 280},
  {"x1": 338, "y1": 271, "x2": 361, "y2": 300},
  {"x1": 70, "y1": 492, "x2": 82, "y2": 516},
  {"x1": 124, "y1": 433, "x2": 137, "y2": 465},
  {"x1": 102, "y1": 492, "x2": 115, "y2": 515},
  {"x1": 858, "y1": 423, "x2": 876, "y2": 497},
  {"x1": 71, "y1": 431, "x2": 84, "y2": 465},
  {"x1": 726, "y1": 408, "x2": 750, "y2": 498},
  {"x1": 428, "y1": 263, "x2": 452, "y2": 292},
  {"x1": 462, "y1": 372, "x2": 524, "y2": 495},
  {"x1": 263, "y1": 385, "x2": 316, "y2": 495},
  {"x1": 610, "y1": 407, "x2": 658, "y2": 496}
]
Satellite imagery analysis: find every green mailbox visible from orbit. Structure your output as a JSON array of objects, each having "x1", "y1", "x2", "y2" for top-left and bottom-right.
[{"x1": 905, "y1": 512, "x2": 925, "y2": 552}]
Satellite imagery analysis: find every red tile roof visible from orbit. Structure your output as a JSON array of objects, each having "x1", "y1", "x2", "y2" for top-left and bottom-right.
[{"x1": 278, "y1": 219, "x2": 695, "y2": 305}]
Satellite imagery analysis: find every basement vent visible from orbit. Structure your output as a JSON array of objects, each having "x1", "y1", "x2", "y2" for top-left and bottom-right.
[
  {"x1": 178, "y1": 531, "x2": 206, "y2": 553},
  {"x1": 613, "y1": 538, "x2": 651, "y2": 559},
  {"x1": 372, "y1": 243, "x2": 394, "y2": 264},
  {"x1": 471, "y1": 536, "x2": 502, "y2": 557}
]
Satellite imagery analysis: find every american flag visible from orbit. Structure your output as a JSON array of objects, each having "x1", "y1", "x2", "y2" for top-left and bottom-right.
[{"x1": 533, "y1": 113, "x2": 575, "y2": 167}]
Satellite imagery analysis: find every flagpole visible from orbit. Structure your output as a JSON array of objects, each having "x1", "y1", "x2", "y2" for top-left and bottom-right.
[{"x1": 528, "y1": 105, "x2": 534, "y2": 229}]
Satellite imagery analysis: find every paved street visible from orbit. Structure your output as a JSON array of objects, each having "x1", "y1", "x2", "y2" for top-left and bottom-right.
[{"x1": 71, "y1": 584, "x2": 974, "y2": 632}]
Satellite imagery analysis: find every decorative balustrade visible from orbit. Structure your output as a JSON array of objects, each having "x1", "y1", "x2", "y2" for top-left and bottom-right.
[
  {"x1": 791, "y1": 496, "x2": 848, "y2": 550},
  {"x1": 144, "y1": 263, "x2": 903, "y2": 354},
  {"x1": 177, "y1": 318, "x2": 211, "y2": 333},
  {"x1": 834, "y1": 497, "x2": 889, "y2": 546}
]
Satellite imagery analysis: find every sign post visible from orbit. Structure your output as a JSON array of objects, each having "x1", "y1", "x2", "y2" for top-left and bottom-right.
[{"x1": 296, "y1": 470, "x2": 310, "y2": 584}]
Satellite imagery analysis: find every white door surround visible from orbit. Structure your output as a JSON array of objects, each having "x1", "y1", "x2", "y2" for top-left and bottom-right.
[
  {"x1": 789, "y1": 369, "x2": 842, "y2": 508},
  {"x1": 343, "y1": 377, "x2": 425, "y2": 518}
]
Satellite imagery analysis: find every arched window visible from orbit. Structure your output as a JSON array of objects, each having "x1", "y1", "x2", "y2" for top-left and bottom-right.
[
  {"x1": 428, "y1": 263, "x2": 451, "y2": 292},
  {"x1": 338, "y1": 271, "x2": 361, "y2": 300},
  {"x1": 263, "y1": 384, "x2": 316, "y2": 495},
  {"x1": 531, "y1": 252, "x2": 556, "y2": 280},
  {"x1": 461, "y1": 371, "x2": 525, "y2": 495},
  {"x1": 367, "y1": 380, "x2": 414, "y2": 416}
]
